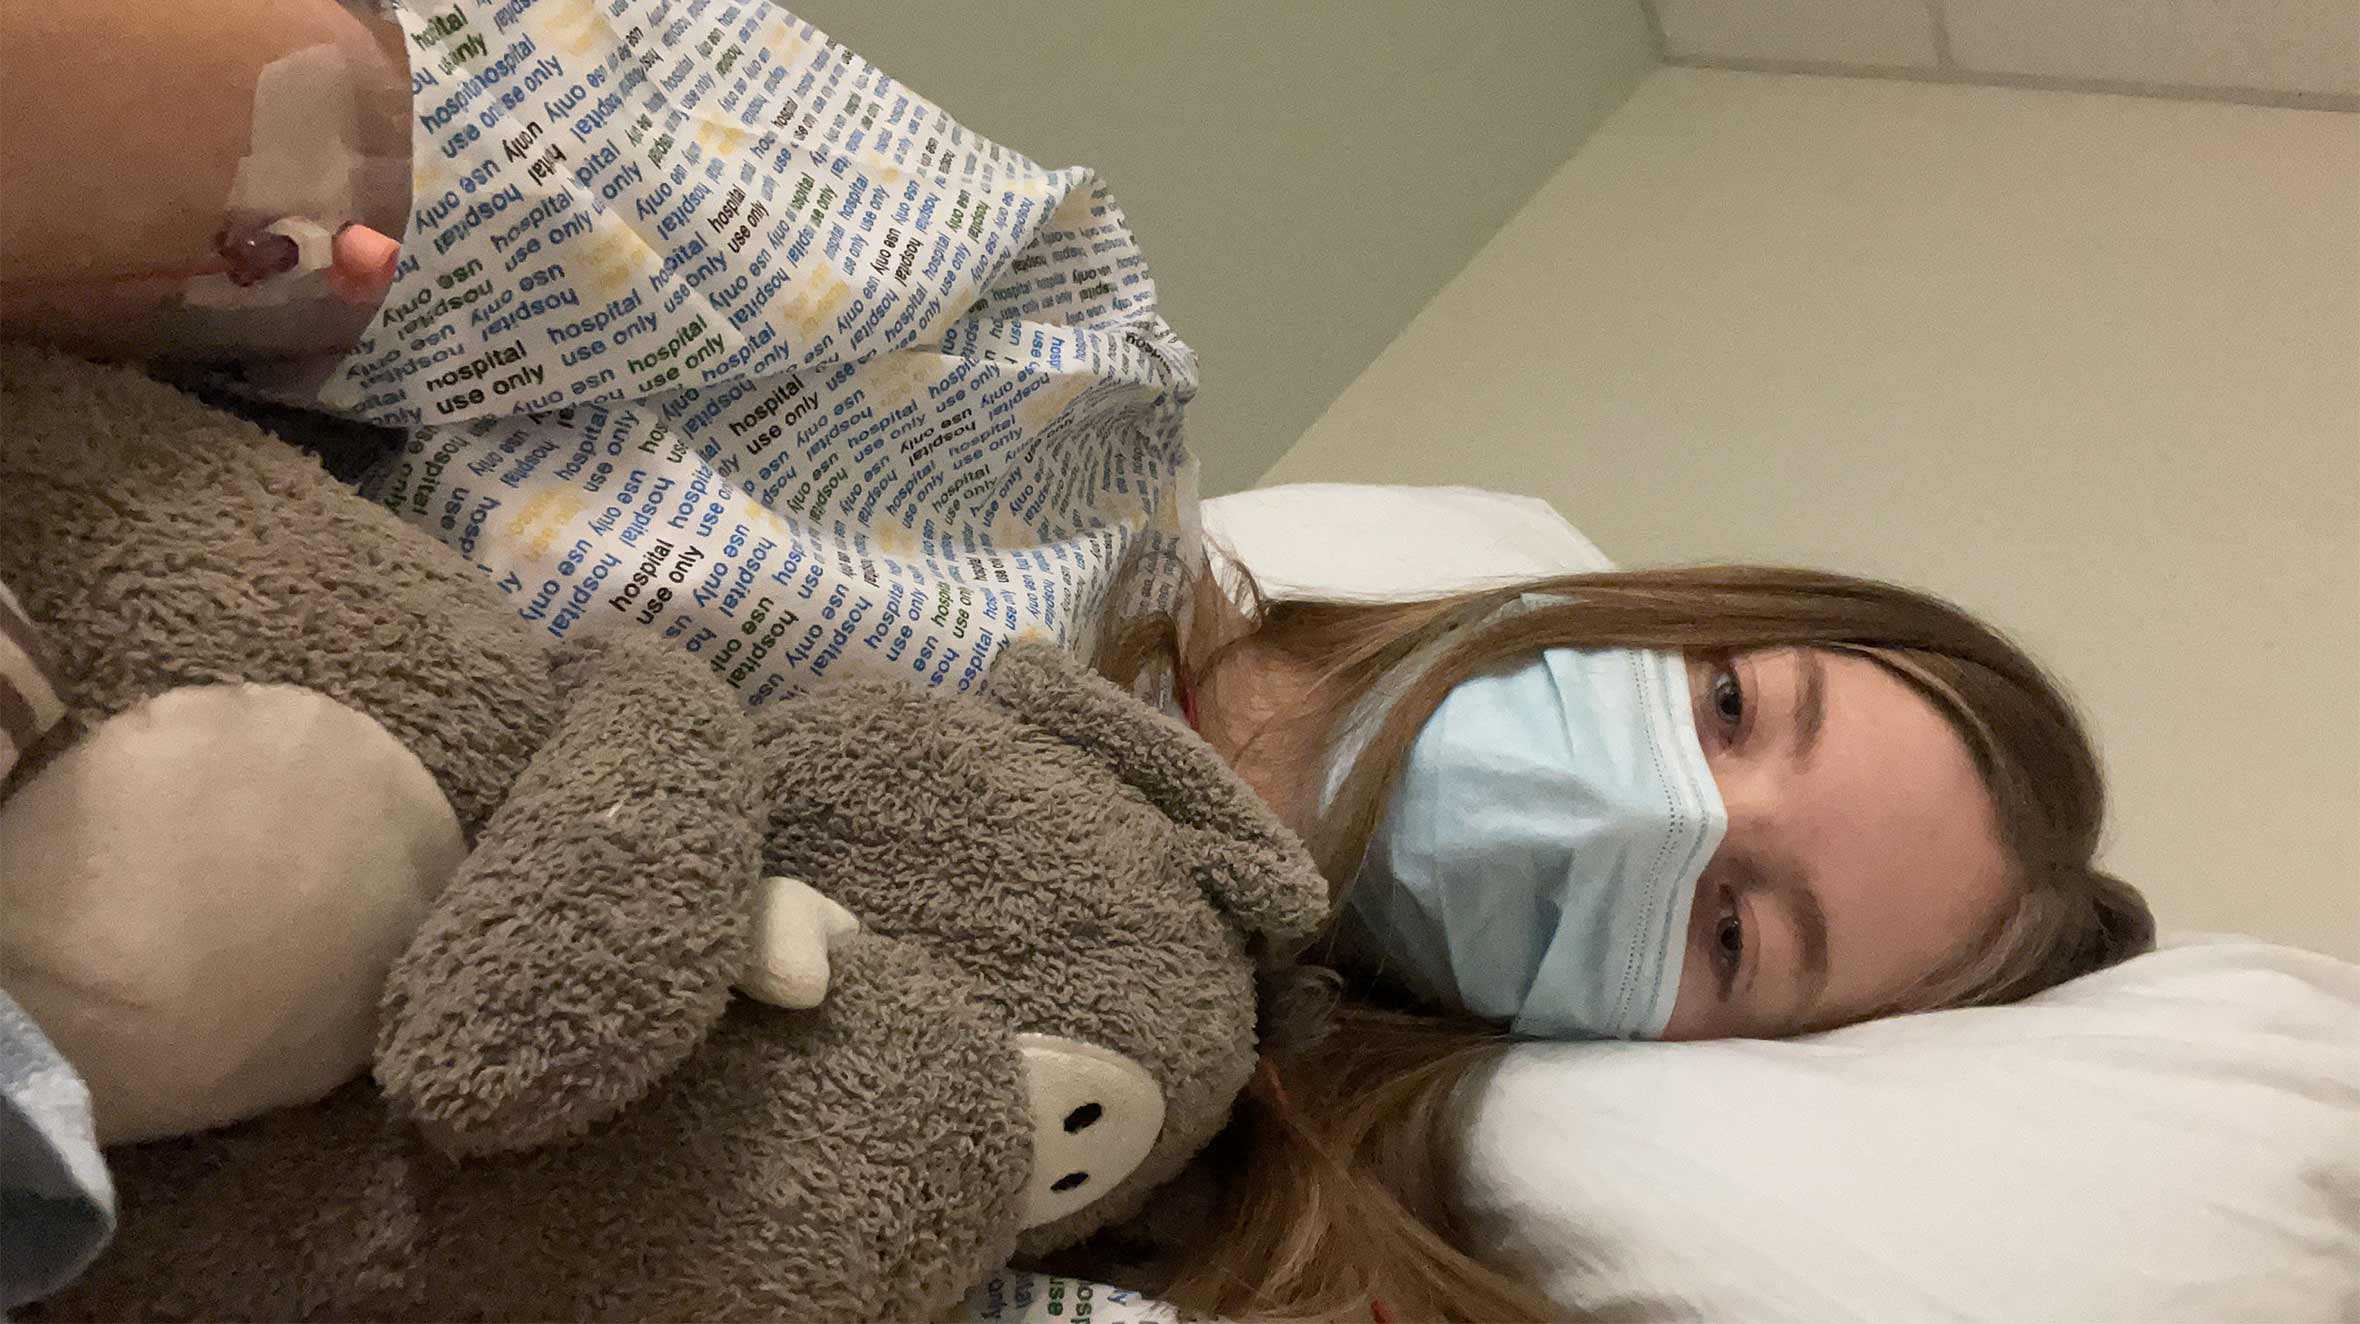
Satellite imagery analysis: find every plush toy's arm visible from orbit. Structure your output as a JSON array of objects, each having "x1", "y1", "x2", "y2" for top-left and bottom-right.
[
  {"x1": 375, "y1": 630, "x2": 762, "y2": 1154},
  {"x1": 983, "y1": 643, "x2": 1329, "y2": 957}
]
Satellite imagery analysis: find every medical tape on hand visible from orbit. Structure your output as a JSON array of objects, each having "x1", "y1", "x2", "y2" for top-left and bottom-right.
[{"x1": 182, "y1": 43, "x2": 364, "y2": 308}]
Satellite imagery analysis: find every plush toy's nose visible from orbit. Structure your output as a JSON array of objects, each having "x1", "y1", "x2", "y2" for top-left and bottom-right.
[{"x1": 1012, "y1": 1033, "x2": 1165, "y2": 1229}]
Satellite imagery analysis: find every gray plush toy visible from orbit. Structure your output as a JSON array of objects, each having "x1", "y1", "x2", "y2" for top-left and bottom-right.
[
  {"x1": 0, "y1": 343, "x2": 765, "y2": 1150},
  {"x1": 1, "y1": 346, "x2": 1329, "y2": 1320}
]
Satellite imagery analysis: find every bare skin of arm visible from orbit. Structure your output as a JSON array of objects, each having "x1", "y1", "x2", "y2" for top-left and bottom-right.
[{"x1": 0, "y1": 1, "x2": 408, "y2": 352}]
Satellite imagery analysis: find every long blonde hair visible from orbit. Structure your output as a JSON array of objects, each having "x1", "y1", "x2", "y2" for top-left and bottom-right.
[{"x1": 1095, "y1": 557, "x2": 2155, "y2": 1321}]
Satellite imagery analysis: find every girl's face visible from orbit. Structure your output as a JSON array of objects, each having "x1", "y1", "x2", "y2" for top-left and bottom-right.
[{"x1": 1662, "y1": 648, "x2": 2012, "y2": 1040}]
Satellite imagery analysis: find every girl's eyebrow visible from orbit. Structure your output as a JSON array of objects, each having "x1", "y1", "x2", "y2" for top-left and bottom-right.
[
  {"x1": 1746, "y1": 857, "x2": 1832, "y2": 1018},
  {"x1": 1789, "y1": 649, "x2": 1828, "y2": 765}
]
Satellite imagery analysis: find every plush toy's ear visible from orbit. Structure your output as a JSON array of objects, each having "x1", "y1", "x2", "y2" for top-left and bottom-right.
[{"x1": 983, "y1": 644, "x2": 1328, "y2": 957}]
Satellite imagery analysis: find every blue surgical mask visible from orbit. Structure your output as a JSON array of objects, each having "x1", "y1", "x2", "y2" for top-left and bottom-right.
[{"x1": 1329, "y1": 602, "x2": 1728, "y2": 1039}]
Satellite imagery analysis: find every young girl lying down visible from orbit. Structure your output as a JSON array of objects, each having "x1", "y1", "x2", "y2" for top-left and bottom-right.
[{"x1": 0, "y1": 3, "x2": 2153, "y2": 1318}]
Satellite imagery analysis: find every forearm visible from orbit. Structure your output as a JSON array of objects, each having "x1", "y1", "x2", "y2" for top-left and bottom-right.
[{"x1": 0, "y1": 1, "x2": 409, "y2": 347}]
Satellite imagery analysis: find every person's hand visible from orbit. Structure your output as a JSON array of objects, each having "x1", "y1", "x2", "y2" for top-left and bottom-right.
[
  {"x1": 326, "y1": 223, "x2": 401, "y2": 305},
  {"x1": 0, "y1": 1, "x2": 411, "y2": 355}
]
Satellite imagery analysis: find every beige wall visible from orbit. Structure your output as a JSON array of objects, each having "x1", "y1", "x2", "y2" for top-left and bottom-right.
[
  {"x1": 1648, "y1": 0, "x2": 2360, "y2": 108},
  {"x1": 782, "y1": 0, "x2": 1658, "y2": 495},
  {"x1": 1267, "y1": 68, "x2": 2360, "y2": 959}
]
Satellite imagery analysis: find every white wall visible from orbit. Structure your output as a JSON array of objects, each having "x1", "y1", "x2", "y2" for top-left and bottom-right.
[
  {"x1": 1649, "y1": 0, "x2": 2359, "y2": 108},
  {"x1": 1266, "y1": 68, "x2": 2360, "y2": 959},
  {"x1": 780, "y1": 0, "x2": 1658, "y2": 495}
]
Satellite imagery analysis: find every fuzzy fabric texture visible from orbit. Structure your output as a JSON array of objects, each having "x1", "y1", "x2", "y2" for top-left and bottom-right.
[
  {"x1": 760, "y1": 643, "x2": 1330, "y2": 1260},
  {"x1": 42, "y1": 642, "x2": 1322, "y2": 1321},
  {"x1": 375, "y1": 629, "x2": 764, "y2": 1153},
  {"x1": 5, "y1": 348, "x2": 1330, "y2": 1319},
  {"x1": 49, "y1": 936, "x2": 1027, "y2": 1322},
  {"x1": 0, "y1": 344, "x2": 764, "y2": 1145},
  {"x1": 0, "y1": 344, "x2": 553, "y2": 829}
]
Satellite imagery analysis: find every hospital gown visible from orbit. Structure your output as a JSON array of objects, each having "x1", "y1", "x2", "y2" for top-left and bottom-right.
[{"x1": 313, "y1": 0, "x2": 1200, "y2": 704}]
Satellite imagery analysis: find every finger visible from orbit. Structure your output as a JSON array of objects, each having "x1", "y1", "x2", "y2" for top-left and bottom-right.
[{"x1": 326, "y1": 222, "x2": 400, "y2": 305}]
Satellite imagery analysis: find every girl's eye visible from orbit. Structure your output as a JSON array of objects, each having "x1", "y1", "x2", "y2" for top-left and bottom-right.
[
  {"x1": 1713, "y1": 906, "x2": 1745, "y2": 981},
  {"x1": 1711, "y1": 668, "x2": 1745, "y2": 729}
]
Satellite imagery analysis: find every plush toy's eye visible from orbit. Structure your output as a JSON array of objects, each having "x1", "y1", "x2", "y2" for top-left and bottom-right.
[
  {"x1": 1063, "y1": 1103, "x2": 1102, "y2": 1133},
  {"x1": 1050, "y1": 1171, "x2": 1090, "y2": 1193}
]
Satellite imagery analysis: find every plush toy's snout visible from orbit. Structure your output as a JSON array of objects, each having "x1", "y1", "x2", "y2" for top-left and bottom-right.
[
  {"x1": 736, "y1": 883, "x2": 1175, "y2": 1229},
  {"x1": 1015, "y1": 1033, "x2": 1169, "y2": 1228},
  {"x1": 752, "y1": 644, "x2": 1331, "y2": 1257}
]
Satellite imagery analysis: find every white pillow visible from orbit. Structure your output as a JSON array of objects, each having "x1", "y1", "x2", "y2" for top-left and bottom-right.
[
  {"x1": 1463, "y1": 936, "x2": 2360, "y2": 1322},
  {"x1": 1198, "y1": 482, "x2": 1610, "y2": 600}
]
